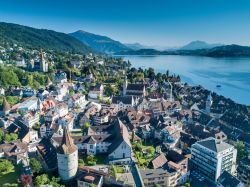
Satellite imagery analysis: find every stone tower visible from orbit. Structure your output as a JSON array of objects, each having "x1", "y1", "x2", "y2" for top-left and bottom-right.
[
  {"x1": 123, "y1": 76, "x2": 128, "y2": 96},
  {"x1": 206, "y1": 92, "x2": 213, "y2": 114},
  {"x1": 57, "y1": 127, "x2": 78, "y2": 181}
]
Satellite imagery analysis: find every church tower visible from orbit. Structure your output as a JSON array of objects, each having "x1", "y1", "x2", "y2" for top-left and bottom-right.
[
  {"x1": 40, "y1": 49, "x2": 48, "y2": 72},
  {"x1": 123, "y1": 76, "x2": 128, "y2": 96},
  {"x1": 57, "y1": 127, "x2": 78, "y2": 181},
  {"x1": 1, "y1": 97, "x2": 11, "y2": 116},
  {"x1": 206, "y1": 92, "x2": 213, "y2": 114}
]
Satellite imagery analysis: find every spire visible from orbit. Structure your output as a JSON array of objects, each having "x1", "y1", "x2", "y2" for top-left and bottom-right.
[
  {"x1": 2, "y1": 97, "x2": 11, "y2": 114},
  {"x1": 57, "y1": 127, "x2": 77, "y2": 154},
  {"x1": 45, "y1": 76, "x2": 52, "y2": 86}
]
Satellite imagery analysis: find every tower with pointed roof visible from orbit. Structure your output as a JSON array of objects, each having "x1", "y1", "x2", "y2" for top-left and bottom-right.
[
  {"x1": 39, "y1": 49, "x2": 48, "y2": 72},
  {"x1": 206, "y1": 92, "x2": 213, "y2": 114},
  {"x1": 57, "y1": 127, "x2": 78, "y2": 181},
  {"x1": 123, "y1": 76, "x2": 127, "y2": 96},
  {"x1": 1, "y1": 97, "x2": 11, "y2": 115}
]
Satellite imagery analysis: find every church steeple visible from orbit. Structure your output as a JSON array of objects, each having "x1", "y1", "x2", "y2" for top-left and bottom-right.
[
  {"x1": 123, "y1": 76, "x2": 127, "y2": 96},
  {"x1": 1, "y1": 97, "x2": 11, "y2": 115}
]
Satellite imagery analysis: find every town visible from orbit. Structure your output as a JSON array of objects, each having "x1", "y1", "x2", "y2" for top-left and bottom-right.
[{"x1": 0, "y1": 43, "x2": 250, "y2": 187}]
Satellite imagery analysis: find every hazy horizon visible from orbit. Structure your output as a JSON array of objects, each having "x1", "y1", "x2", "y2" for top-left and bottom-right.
[{"x1": 1, "y1": 0, "x2": 250, "y2": 46}]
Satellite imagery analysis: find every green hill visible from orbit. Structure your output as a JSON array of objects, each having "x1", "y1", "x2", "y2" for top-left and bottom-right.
[{"x1": 0, "y1": 22, "x2": 93, "y2": 53}]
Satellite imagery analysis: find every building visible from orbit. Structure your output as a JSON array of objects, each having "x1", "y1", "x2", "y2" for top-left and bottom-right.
[
  {"x1": 33, "y1": 50, "x2": 48, "y2": 72},
  {"x1": 57, "y1": 127, "x2": 78, "y2": 181},
  {"x1": 111, "y1": 96, "x2": 135, "y2": 111},
  {"x1": 237, "y1": 158, "x2": 250, "y2": 186},
  {"x1": 88, "y1": 84, "x2": 104, "y2": 99},
  {"x1": 21, "y1": 111, "x2": 40, "y2": 128},
  {"x1": 190, "y1": 137, "x2": 237, "y2": 183},
  {"x1": 140, "y1": 168, "x2": 177, "y2": 187},
  {"x1": 54, "y1": 71, "x2": 67, "y2": 84},
  {"x1": 217, "y1": 171, "x2": 245, "y2": 187},
  {"x1": 0, "y1": 140, "x2": 28, "y2": 165},
  {"x1": 123, "y1": 76, "x2": 146, "y2": 97},
  {"x1": 77, "y1": 170, "x2": 103, "y2": 187},
  {"x1": 18, "y1": 97, "x2": 38, "y2": 112}
]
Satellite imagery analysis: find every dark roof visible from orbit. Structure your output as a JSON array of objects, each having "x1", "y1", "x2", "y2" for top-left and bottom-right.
[
  {"x1": 126, "y1": 84, "x2": 145, "y2": 91},
  {"x1": 57, "y1": 127, "x2": 78, "y2": 154},
  {"x1": 36, "y1": 138, "x2": 57, "y2": 170},
  {"x1": 112, "y1": 96, "x2": 133, "y2": 105},
  {"x1": 166, "y1": 150, "x2": 185, "y2": 163},
  {"x1": 218, "y1": 171, "x2": 241, "y2": 187},
  {"x1": 196, "y1": 137, "x2": 233, "y2": 153}
]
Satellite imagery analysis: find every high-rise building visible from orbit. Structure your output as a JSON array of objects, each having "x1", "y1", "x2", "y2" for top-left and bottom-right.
[
  {"x1": 190, "y1": 137, "x2": 237, "y2": 183},
  {"x1": 57, "y1": 127, "x2": 78, "y2": 181}
]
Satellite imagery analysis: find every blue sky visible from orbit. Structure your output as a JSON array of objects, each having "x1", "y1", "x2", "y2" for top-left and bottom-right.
[{"x1": 1, "y1": 0, "x2": 250, "y2": 46}]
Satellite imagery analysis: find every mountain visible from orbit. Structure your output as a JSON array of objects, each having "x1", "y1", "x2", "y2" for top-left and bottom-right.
[
  {"x1": 0, "y1": 22, "x2": 93, "y2": 53},
  {"x1": 117, "y1": 44, "x2": 250, "y2": 57},
  {"x1": 180, "y1": 40, "x2": 222, "y2": 50},
  {"x1": 124, "y1": 43, "x2": 147, "y2": 50},
  {"x1": 69, "y1": 30, "x2": 130, "y2": 54}
]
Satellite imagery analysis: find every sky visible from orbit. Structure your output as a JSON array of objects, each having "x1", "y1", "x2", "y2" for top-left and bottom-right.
[{"x1": 1, "y1": 0, "x2": 250, "y2": 46}]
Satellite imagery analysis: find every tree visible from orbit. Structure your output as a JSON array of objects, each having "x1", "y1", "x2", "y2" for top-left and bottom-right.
[
  {"x1": 78, "y1": 159, "x2": 85, "y2": 166},
  {"x1": 49, "y1": 177, "x2": 64, "y2": 187},
  {"x1": 87, "y1": 155, "x2": 97, "y2": 165},
  {"x1": 154, "y1": 185, "x2": 162, "y2": 187},
  {"x1": 0, "y1": 159, "x2": 14, "y2": 174},
  {"x1": 30, "y1": 158, "x2": 42, "y2": 174},
  {"x1": 146, "y1": 147, "x2": 155, "y2": 155},
  {"x1": 4, "y1": 133, "x2": 18, "y2": 142},
  {"x1": 235, "y1": 141, "x2": 248, "y2": 162},
  {"x1": 35, "y1": 174, "x2": 49, "y2": 186},
  {"x1": 82, "y1": 122, "x2": 90, "y2": 130},
  {"x1": 185, "y1": 182, "x2": 190, "y2": 187}
]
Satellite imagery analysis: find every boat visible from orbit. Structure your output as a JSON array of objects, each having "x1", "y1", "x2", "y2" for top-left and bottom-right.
[{"x1": 216, "y1": 85, "x2": 222, "y2": 88}]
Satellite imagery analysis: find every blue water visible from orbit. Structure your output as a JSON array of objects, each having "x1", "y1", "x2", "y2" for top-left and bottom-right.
[{"x1": 121, "y1": 55, "x2": 250, "y2": 105}]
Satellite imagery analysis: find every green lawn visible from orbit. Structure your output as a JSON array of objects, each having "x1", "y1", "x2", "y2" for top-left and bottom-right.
[
  {"x1": 0, "y1": 167, "x2": 21, "y2": 187},
  {"x1": 80, "y1": 154, "x2": 107, "y2": 166}
]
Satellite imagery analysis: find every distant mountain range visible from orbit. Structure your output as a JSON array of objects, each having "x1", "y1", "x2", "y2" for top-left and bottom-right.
[
  {"x1": 116, "y1": 44, "x2": 250, "y2": 57},
  {"x1": 2, "y1": 22, "x2": 250, "y2": 57},
  {"x1": 0, "y1": 22, "x2": 93, "y2": 53},
  {"x1": 69, "y1": 30, "x2": 130, "y2": 54},
  {"x1": 180, "y1": 40, "x2": 222, "y2": 50}
]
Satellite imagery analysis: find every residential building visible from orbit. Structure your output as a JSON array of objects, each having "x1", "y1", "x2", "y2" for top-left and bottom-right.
[
  {"x1": 237, "y1": 158, "x2": 250, "y2": 186},
  {"x1": 217, "y1": 171, "x2": 245, "y2": 187},
  {"x1": 77, "y1": 170, "x2": 103, "y2": 187},
  {"x1": 190, "y1": 137, "x2": 237, "y2": 183},
  {"x1": 21, "y1": 111, "x2": 40, "y2": 128},
  {"x1": 88, "y1": 84, "x2": 104, "y2": 99}
]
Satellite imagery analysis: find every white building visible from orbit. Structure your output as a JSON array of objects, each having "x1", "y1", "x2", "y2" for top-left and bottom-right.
[
  {"x1": 111, "y1": 96, "x2": 135, "y2": 111},
  {"x1": 68, "y1": 93, "x2": 86, "y2": 109},
  {"x1": 21, "y1": 111, "x2": 40, "y2": 128},
  {"x1": 54, "y1": 71, "x2": 67, "y2": 84},
  {"x1": 57, "y1": 128, "x2": 78, "y2": 181},
  {"x1": 191, "y1": 137, "x2": 237, "y2": 183},
  {"x1": 88, "y1": 84, "x2": 103, "y2": 99}
]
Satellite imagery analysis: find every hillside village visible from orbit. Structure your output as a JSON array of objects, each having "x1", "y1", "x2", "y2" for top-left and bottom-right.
[{"x1": 0, "y1": 43, "x2": 250, "y2": 187}]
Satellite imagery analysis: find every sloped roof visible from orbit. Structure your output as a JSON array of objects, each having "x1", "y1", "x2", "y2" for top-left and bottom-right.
[
  {"x1": 127, "y1": 84, "x2": 145, "y2": 91},
  {"x1": 196, "y1": 137, "x2": 233, "y2": 153},
  {"x1": 151, "y1": 153, "x2": 168, "y2": 169},
  {"x1": 112, "y1": 96, "x2": 133, "y2": 105},
  {"x1": 57, "y1": 127, "x2": 77, "y2": 154},
  {"x1": 2, "y1": 97, "x2": 11, "y2": 112}
]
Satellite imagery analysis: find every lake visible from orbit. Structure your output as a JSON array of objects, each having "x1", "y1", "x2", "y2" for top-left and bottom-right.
[{"x1": 120, "y1": 55, "x2": 250, "y2": 105}]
